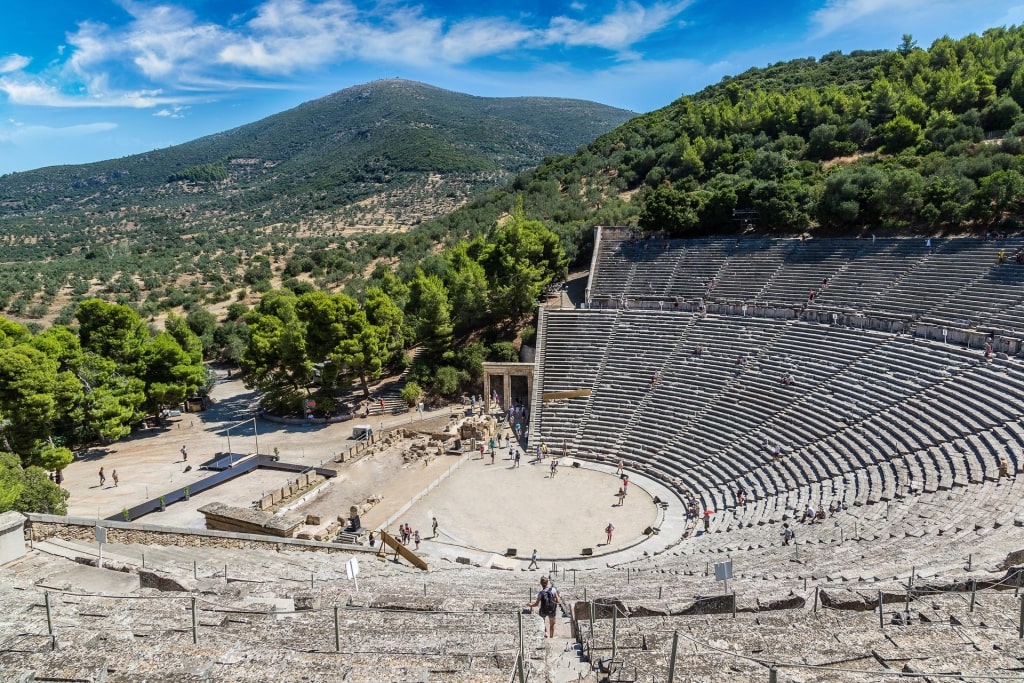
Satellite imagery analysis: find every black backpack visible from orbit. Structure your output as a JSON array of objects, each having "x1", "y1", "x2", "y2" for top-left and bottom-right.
[{"x1": 540, "y1": 586, "x2": 558, "y2": 615}]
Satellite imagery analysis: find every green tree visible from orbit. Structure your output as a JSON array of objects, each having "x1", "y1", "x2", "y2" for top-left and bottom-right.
[
  {"x1": 364, "y1": 287, "x2": 405, "y2": 356},
  {"x1": 334, "y1": 311, "x2": 390, "y2": 398},
  {"x1": 76, "y1": 299, "x2": 148, "y2": 371},
  {"x1": 0, "y1": 344, "x2": 60, "y2": 457},
  {"x1": 479, "y1": 200, "x2": 568, "y2": 323},
  {"x1": 241, "y1": 291, "x2": 313, "y2": 408},
  {"x1": 443, "y1": 241, "x2": 489, "y2": 332},
  {"x1": 431, "y1": 366, "x2": 466, "y2": 398},
  {"x1": 878, "y1": 115, "x2": 923, "y2": 152},
  {"x1": 897, "y1": 34, "x2": 917, "y2": 56},
  {"x1": 974, "y1": 169, "x2": 1024, "y2": 222},
  {"x1": 407, "y1": 271, "x2": 454, "y2": 361},
  {"x1": 140, "y1": 332, "x2": 207, "y2": 416},
  {"x1": 185, "y1": 308, "x2": 218, "y2": 355},
  {"x1": 0, "y1": 453, "x2": 68, "y2": 514},
  {"x1": 400, "y1": 381, "x2": 422, "y2": 407}
]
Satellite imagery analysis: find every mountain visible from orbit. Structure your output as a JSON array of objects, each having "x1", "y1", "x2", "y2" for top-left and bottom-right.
[
  {"x1": 424, "y1": 27, "x2": 1024, "y2": 263},
  {"x1": 0, "y1": 79, "x2": 633, "y2": 323}
]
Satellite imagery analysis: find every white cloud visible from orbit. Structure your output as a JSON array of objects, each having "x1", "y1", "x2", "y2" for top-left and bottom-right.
[
  {"x1": 154, "y1": 104, "x2": 189, "y2": 118},
  {"x1": 440, "y1": 18, "x2": 536, "y2": 62},
  {"x1": 0, "y1": 120, "x2": 117, "y2": 144},
  {"x1": 0, "y1": 76, "x2": 172, "y2": 108},
  {"x1": 219, "y1": 0, "x2": 362, "y2": 70},
  {"x1": 0, "y1": 54, "x2": 30, "y2": 73},
  {"x1": 545, "y1": 0, "x2": 692, "y2": 54},
  {"x1": 5, "y1": 0, "x2": 695, "y2": 110},
  {"x1": 810, "y1": 0, "x2": 929, "y2": 37}
]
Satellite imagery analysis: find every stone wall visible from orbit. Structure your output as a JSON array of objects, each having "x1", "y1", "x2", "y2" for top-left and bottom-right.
[
  {"x1": 25, "y1": 514, "x2": 360, "y2": 555},
  {"x1": 0, "y1": 511, "x2": 26, "y2": 565}
]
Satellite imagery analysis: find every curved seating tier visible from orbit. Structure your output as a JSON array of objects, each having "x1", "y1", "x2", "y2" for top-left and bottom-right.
[
  {"x1": 588, "y1": 230, "x2": 1024, "y2": 329},
  {"x1": 535, "y1": 309, "x2": 1024, "y2": 563}
]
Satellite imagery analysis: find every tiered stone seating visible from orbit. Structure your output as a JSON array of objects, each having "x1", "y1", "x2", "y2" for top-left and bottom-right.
[
  {"x1": 534, "y1": 291, "x2": 1024, "y2": 589},
  {"x1": 587, "y1": 230, "x2": 1024, "y2": 326}
]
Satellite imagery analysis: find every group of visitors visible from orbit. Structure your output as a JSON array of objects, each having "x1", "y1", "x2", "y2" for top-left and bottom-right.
[{"x1": 398, "y1": 523, "x2": 421, "y2": 549}]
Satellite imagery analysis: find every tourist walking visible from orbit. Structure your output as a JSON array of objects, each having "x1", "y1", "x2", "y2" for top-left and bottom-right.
[
  {"x1": 432, "y1": 517, "x2": 438, "y2": 538},
  {"x1": 180, "y1": 445, "x2": 187, "y2": 461},
  {"x1": 413, "y1": 530, "x2": 421, "y2": 550},
  {"x1": 528, "y1": 549, "x2": 539, "y2": 570},
  {"x1": 112, "y1": 470, "x2": 119, "y2": 487},
  {"x1": 526, "y1": 576, "x2": 561, "y2": 638},
  {"x1": 605, "y1": 522, "x2": 614, "y2": 545},
  {"x1": 98, "y1": 467, "x2": 106, "y2": 487}
]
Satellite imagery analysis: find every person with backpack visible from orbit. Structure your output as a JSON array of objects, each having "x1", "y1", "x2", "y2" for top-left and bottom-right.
[
  {"x1": 781, "y1": 523, "x2": 794, "y2": 546},
  {"x1": 526, "y1": 576, "x2": 561, "y2": 638}
]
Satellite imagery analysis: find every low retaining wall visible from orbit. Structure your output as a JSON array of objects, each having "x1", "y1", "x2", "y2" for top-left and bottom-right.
[
  {"x1": 25, "y1": 514, "x2": 362, "y2": 555},
  {"x1": 0, "y1": 511, "x2": 26, "y2": 565}
]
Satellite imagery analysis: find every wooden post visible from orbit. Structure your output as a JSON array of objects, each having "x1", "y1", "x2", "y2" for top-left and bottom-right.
[
  {"x1": 44, "y1": 591, "x2": 54, "y2": 650},
  {"x1": 310, "y1": 571, "x2": 314, "y2": 588},
  {"x1": 611, "y1": 606, "x2": 617, "y2": 662},
  {"x1": 768, "y1": 665, "x2": 778, "y2": 682},
  {"x1": 878, "y1": 591, "x2": 884, "y2": 629},
  {"x1": 970, "y1": 580, "x2": 977, "y2": 613},
  {"x1": 334, "y1": 606, "x2": 340, "y2": 652},
  {"x1": 1019, "y1": 597, "x2": 1024, "y2": 639},
  {"x1": 193, "y1": 560, "x2": 197, "y2": 580},
  {"x1": 191, "y1": 596, "x2": 198, "y2": 644},
  {"x1": 667, "y1": 631, "x2": 679, "y2": 683},
  {"x1": 732, "y1": 591, "x2": 737, "y2": 619},
  {"x1": 813, "y1": 586, "x2": 819, "y2": 613},
  {"x1": 518, "y1": 611, "x2": 526, "y2": 683},
  {"x1": 1017, "y1": 570, "x2": 1022, "y2": 597},
  {"x1": 589, "y1": 601, "x2": 594, "y2": 641}
]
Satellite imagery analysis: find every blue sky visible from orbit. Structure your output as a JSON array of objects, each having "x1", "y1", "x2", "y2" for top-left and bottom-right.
[{"x1": 1, "y1": 0, "x2": 1023, "y2": 174}]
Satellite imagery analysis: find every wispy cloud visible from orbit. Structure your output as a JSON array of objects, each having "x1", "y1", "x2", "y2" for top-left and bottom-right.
[
  {"x1": 0, "y1": 54, "x2": 31, "y2": 74},
  {"x1": 545, "y1": 1, "x2": 693, "y2": 53},
  {"x1": 154, "y1": 104, "x2": 189, "y2": 118},
  {"x1": 0, "y1": 76, "x2": 176, "y2": 108},
  {"x1": 0, "y1": 0, "x2": 694, "y2": 110},
  {"x1": 810, "y1": 0, "x2": 929, "y2": 37},
  {"x1": 0, "y1": 119, "x2": 117, "y2": 144}
]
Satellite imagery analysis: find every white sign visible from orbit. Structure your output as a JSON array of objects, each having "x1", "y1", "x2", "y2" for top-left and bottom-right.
[
  {"x1": 94, "y1": 526, "x2": 107, "y2": 544},
  {"x1": 346, "y1": 557, "x2": 360, "y2": 592}
]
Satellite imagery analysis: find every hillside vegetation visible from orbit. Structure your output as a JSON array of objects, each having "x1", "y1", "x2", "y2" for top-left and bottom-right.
[
  {"x1": 423, "y1": 27, "x2": 1024, "y2": 260},
  {"x1": 0, "y1": 79, "x2": 632, "y2": 323}
]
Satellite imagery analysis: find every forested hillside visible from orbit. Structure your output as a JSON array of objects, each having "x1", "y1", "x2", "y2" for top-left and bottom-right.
[
  {"x1": 0, "y1": 79, "x2": 632, "y2": 324},
  {"x1": 423, "y1": 28, "x2": 1024, "y2": 262}
]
